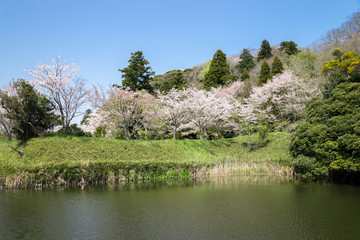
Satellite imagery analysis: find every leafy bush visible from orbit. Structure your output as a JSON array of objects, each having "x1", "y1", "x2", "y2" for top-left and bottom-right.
[
  {"x1": 138, "y1": 130, "x2": 151, "y2": 140},
  {"x1": 115, "y1": 129, "x2": 126, "y2": 139}
]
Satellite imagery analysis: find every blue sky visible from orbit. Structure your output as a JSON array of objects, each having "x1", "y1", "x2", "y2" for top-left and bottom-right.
[{"x1": 0, "y1": 0, "x2": 359, "y2": 88}]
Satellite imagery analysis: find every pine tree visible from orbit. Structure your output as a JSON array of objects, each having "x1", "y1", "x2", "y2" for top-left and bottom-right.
[
  {"x1": 258, "y1": 60, "x2": 271, "y2": 85},
  {"x1": 271, "y1": 55, "x2": 284, "y2": 77},
  {"x1": 204, "y1": 49, "x2": 236, "y2": 90},
  {"x1": 236, "y1": 49, "x2": 255, "y2": 74},
  {"x1": 118, "y1": 51, "x2": 155, "y2": 93},
  {"x1": 240, "y1": 68, "x2": 250, "y2": 81},
  {"x1": 257, "y1": 39, "x2": 273, "y2": 62}
]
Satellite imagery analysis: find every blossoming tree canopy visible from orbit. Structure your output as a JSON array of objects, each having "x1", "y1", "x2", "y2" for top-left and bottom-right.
[{"x1": 28, "y1": 57, "x2": 89, "y2": 135}]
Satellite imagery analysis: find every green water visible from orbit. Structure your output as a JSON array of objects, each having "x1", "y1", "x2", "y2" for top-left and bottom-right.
[{"x1": 1, "y1": 176, "x2": 360, "y2": 239}]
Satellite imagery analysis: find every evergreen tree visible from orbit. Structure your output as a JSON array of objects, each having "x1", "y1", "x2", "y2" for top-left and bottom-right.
[
  {"x1": 279, "y1": 41, "x2": 299, "y2": 55},
  {"x1": 172, "y1": 72, "x2": 186, "y2": 89},
  {"x1": 240, "y1": 68, "x2": 250, "y2": 81},
  {"x1": 118, "y1": 51, "x2": 155, "y2": 92},
  {"x1": 257, "y1": 39, "x2": 273, "y2": 62},
  {"x1": 258, "y1": 60, "x2": 271, "y2": 85},
  {"x1": 0, "y1": 79, "x2": 57, "y2": 141},
  {"x1": 271, "y1": 55, "x2": 284, "y2": 76},
  {"x1": 204, "y1": 49, "x2": 236, "y2": 90},
  {"x1": 236, "y1": 49, "x2": 255, "y2": 74}
]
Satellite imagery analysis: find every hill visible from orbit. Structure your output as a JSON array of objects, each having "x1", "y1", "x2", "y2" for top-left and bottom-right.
[{"x1": 0, "y1": 132, "x2": 291, "y2": 188}]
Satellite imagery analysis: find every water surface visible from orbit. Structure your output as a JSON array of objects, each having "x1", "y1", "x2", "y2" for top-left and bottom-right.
[{"x1": 1, "y1": 176, "x2": 360, "y2": 239}]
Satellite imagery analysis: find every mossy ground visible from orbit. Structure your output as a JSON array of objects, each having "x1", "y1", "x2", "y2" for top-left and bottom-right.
[{"x1": 0, "y1": 132, "x2": 292, "y2": 188}]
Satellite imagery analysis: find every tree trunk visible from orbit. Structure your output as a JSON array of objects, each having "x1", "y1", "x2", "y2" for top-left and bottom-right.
[
  {"x1": 65, "y1": 124, "x2": 70, "y2": 136},
  {"x1": 200, "y1": 128, "x2": 204, "y2": 140},
  {"x1": 124, "y1": 122, "x2": 129, "y2": 140},
  {"x1": 62, "y1": 120, "x2": 66, "y2": 136},
  {"x1": 173, "y1": 126, "x2": 177, "y2": 140},
  {"x1": 216, "y1": 125, "x2": 221, "y2": 139}
]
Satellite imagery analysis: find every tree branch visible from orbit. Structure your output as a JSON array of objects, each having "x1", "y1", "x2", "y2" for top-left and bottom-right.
[{"x1": 6, "y1": 144, "x2": 25, "y2": 158}]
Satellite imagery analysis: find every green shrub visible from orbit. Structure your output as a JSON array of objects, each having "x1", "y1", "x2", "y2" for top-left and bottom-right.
[
  {"x1": 94, "y1": 127, "x2": 106, "y2": 138},
  {"x1": 138, "y1": 130, "x2": 151, "y2": 140},
  {"x1": 57, "y1": 124, "x2": 91, "y2": 137},
  {"x1": 291, "y1": 155, "x2": 318, "y2": 174},
  {"x1": 154, "y1": 132, "x2": 166, "y2": 140}
]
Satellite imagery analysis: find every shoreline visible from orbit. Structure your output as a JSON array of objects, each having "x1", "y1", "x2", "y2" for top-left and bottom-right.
[{"x1": 0, "y1": 161, "x2": 293, "y2": 189}]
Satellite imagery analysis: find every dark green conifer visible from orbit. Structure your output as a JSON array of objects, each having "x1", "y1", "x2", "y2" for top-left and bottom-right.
[
  {"x1": 0, "y1": 79, "x2": 57, "y2": 141},
  {"x1": 271, "y1": 55, "x2": 284, "y2": 77},
  {"x1": 204, "y1": 49, "x2": 236, "y2": 90},
  {"x1": 240, "y1": 68, "x2": 250, "y2": 81},
  {"x1": 236, "y1": 49, "x2": 255, "y2": 74},
  {"x1": 258, "y1": 60, "x2": 271, "y2": 85},
  {"x1": 117, "y1": 51, "x2": 154, "y2": 93},
  {"x1": 257, "y1": 40, "x2": 273, "y2": 62}
]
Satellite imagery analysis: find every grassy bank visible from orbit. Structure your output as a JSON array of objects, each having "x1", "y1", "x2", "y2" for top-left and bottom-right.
[{"x1": 0, "y1": 132, "x2": 292, "y2": 188}]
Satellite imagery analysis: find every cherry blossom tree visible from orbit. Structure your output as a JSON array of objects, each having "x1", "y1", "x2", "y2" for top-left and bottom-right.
[
  {"x1": 212, "y1": 81, "x2": 245, "y2": 100},
  {"x1": 74, "y1": 85, "x2": 110, "y2": 136},
  {"x1": 88, "y1": 84, "x2": 109, "y2": 109},
  {"x1": 104, "y1": 89, "x2": 153, "y2": 140},
  {"x1": 210, "y1": 82, "x2": 256, "y2": 135},
  {"x1": 154, "y1": 89, "x2": 189, "y2": 139},
  {"x1": 228, "y1": 100, "x2": 258, "y2": 135},
  {"x1": 247, "y1": 70, "x2": 321, "y2": 122},
  {"x1": 28, "y1": 57, "x2": 89, "y2": 135},
  {"x1": 184, "y1": 88, "x2": 232, "y2": 139},
  {"x1": 79, "y1": 110, "x2": 107, "y2": 134}
]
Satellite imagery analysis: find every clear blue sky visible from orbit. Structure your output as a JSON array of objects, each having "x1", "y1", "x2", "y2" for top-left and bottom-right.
[{"x1": 1, "y1": 0, "x2": 359, "y2": 88}]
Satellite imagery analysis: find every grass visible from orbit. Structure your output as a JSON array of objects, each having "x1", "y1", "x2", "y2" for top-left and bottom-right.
[{"x1": 0, "y1": 132, "x2": 292, "y2": 188}]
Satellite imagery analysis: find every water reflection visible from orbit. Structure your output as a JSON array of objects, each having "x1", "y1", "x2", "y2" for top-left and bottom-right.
[{"x1": 1, "y1": 176, "x2": 360, "y2": 240}]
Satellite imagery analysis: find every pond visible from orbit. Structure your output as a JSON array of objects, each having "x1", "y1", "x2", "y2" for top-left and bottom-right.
[{"x1": 1, "y1": 176, "x2": 360, "y2": 239}]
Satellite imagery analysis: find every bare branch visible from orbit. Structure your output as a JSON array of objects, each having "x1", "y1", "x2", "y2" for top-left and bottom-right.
[{"x1": 6, "y1": 145, "x2": 24, "y2": 158}]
